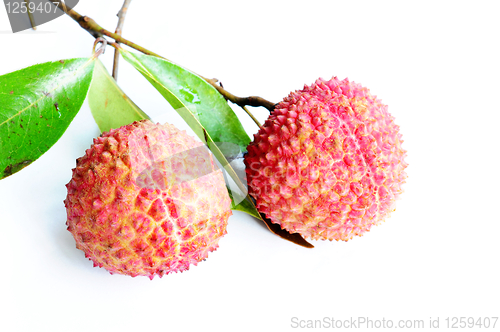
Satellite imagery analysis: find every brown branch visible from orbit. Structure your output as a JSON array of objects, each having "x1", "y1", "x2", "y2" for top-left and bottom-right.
[
  {"x1": 48, "y1": 0, "x2": 275, "y2": 113},
  {"x1": 203, "y1": 78, "x2": 276, "y2": 113},
  {"x1": 112, "y1": 0, "x2": 132, "y2": 81},
  {"x1": 24, "y1": 0, "x2": 37, "y2": 30}
]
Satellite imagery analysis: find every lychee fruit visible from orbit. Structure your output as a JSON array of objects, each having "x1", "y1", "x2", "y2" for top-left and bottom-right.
[
  {"x1": 244, "y1": 77, "x2": 407, "y2": 241},
  {"x1": 65, "y1": 120, "x2": 232, "y2": 279}
]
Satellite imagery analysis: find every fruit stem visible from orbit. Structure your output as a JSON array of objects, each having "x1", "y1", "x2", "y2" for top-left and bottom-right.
[
  {"x1": 243, "y1": 106, "x2": 262, "y2": 127},
  {"x1": 112, "y1": 0, "x2": 132, "y2": 81},
  {"x1": 48, "y1": 0, "x2": 277, "y2": 114}
]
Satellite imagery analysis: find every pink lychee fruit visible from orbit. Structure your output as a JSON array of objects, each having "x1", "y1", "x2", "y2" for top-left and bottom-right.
[
  {"x1": 65, "y1": 120, "x2": 232, "y2": 279},
  {"x1": 244, "y1": 77, "x2": 407, "y2": 241}
]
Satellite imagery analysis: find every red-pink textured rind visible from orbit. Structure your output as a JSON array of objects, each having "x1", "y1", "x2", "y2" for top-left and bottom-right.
[
  {"x1": 244, "y1": 77, "x2": 407, "y2": 241},
  {"x1": 65, "y1": 120, "x2": 232, "y2": 278}
]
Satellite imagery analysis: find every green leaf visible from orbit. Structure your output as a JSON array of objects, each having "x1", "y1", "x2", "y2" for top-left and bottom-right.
[
  {"x1": 227, "y1": 187, "x2": 260, "y2": 219},
  {"x1": 120, "y1": 49, "x2": 313, "y2": 248},
  {"x1": 88, "y1": 59, "x2": 149, "y2": 133},
  {"x1": 0, "y1": 57, "x2": 95, "y2": 180},
  {"x1": 119, "y1": 49, "x2": 250, "y2": 152}
]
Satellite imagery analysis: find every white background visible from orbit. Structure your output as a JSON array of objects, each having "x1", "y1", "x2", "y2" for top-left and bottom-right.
[{"x1": 1, "y1": 1, "x2": 499, "y2": 331}]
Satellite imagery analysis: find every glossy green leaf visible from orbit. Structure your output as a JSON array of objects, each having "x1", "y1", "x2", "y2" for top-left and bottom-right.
[
  {"x1": 119, "y1": 49, "x2": 250, "y2": 152},
  {"x1": 120, "y1": 49, "x2": 313, "y2": 248},
  {"x1": 227, "y1": 187, "x2": 260, "y2": 219},
  {"x1": 0, "y1": 57, "x2": 95, "y2": 180},
  {"x1": 88, "y1": 59, "x2": 149, "y2": 133}
]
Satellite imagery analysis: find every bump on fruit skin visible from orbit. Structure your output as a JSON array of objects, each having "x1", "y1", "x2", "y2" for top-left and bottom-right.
[
  {"x1": 244, "y1": 77, "x2": 407, "y2": 241},
  {"x1": 64, "y1": 120, "x2": 232, "y2": 279}
]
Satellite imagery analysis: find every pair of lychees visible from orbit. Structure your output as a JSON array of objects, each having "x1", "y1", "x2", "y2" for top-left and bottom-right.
[{"x1": 65, "y1": 77, "x2": 407, "y2": 279}]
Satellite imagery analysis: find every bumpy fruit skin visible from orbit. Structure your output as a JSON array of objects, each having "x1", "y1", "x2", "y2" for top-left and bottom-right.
[
  {"x1": 65, "y1": 120, "x2": 231, "y2": 279},
  {"x1": 244, "y1": 77, "x2": 407, "y2": 241}
]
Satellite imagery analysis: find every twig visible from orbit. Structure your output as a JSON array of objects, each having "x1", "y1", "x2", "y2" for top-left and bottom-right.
[
  {"x1": 204, "y1": 78, "x2": 276, "y2": 113},
  {"x1": 47, "y1": 0, "x2": 275, "y2": 114},
  {"x1": 47, "y1": 0, "x2": 161, "y2": 56},
  {"x1": 242, "y1": 106, "x2": 262, "y2": 127},
  {"x1": 112, "y1": 0, "x2": 132, "y2": 81},
  {"x1": 24, "y1": 0, "x2": 36, "y2": 30}
]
